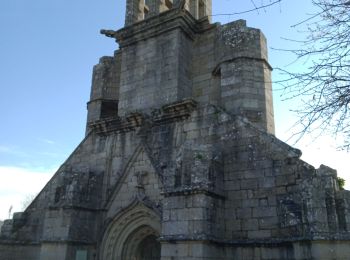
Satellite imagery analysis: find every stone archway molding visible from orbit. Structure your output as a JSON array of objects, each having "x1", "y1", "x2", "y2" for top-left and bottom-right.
[{"x1": 99, "y1": 200, "x2": 161, "y2": 260}]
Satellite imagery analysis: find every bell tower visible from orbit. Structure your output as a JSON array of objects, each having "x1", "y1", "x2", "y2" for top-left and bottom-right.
[
  {"x1": 182, "y1": 0, "x2": 212, "y2": 21},
  {"x1": 87, "y1": 0, "x2": 274, "y2": 133},
  {"x1": 125, "y1": 0, "x2": 212, "y2": 26},
  {"x1": 109, "y1": 0, "x2": 213, "y2": 117}
]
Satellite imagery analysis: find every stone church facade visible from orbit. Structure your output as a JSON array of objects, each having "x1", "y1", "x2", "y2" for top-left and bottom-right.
[{"x1": 1, "y1": 0, "x2": 350, "y2": 259}]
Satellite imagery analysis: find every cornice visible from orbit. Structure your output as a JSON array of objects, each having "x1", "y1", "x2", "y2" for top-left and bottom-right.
[{"x1": 102, "y1": 9, "x2": 214, "y2": 48}]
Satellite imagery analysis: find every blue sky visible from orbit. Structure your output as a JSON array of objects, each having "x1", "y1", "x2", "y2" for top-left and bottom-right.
[{"x1": 0, "y1": 0, "x2": 348, "y2": 220}]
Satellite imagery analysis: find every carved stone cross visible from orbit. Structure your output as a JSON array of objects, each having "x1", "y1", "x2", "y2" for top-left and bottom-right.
[{"x1": 134, "y1": 171, "x2": 148, "y2": 200}]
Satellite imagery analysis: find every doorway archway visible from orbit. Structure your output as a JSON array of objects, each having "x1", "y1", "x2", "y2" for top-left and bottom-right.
[
  {"x1": 136, "y1": 235, "x2": 161, "y2": 260},
  {"x1": 121, "y1": 226, "x2": 161, "y2": 260},
  {"x1": 99, "y1": 202, "x2": 161, "y2": 260}
]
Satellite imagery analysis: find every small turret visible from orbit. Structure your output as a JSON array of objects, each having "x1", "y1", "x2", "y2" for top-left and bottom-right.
[{"x1": 86, "y1": 53, "x2": 121, "y2": 133}]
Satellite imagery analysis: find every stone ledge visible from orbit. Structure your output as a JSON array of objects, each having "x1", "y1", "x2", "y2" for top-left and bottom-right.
[
  {"x1": 153, "y1": 99, "x2": 197, "y2": 124},
  {"x1": 87, "y1": 112, "x2": 144, "y2": 135},
  {"x1": 212, "y1": 56, "x2": 273, "y2": 76},
  {"x1": 39, "y1": 239, "x2": 95, "y2": 245},
  {"x1": 162, "y1": 186, "x2": 225, "y2": 200},
  {"x1": 0, "y1": 240, "x2": 40, "y2": 246},
  {"x1": 102, "y1": 8, "x2": 214, "y2": 48},
  {"x1": 47, "y1": 205, "x2": 106, "y2": 212},
  {"x1": 89, "y1": 99, "x2": 197, "y2": 135},
  {"x1": 160, "y1": 234, "x2": 350, "y2": 245}
]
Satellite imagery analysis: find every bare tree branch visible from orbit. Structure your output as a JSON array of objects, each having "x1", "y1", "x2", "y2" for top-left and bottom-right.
[
  {"x1": 276, "y1": 0, "x2": 350, "y2": 150},
  {"x1": 211, "y1": 0, "x2": 282, "y2": 17}
]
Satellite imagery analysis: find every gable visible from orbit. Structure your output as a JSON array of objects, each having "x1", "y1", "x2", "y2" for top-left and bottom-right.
[{"x1": 106, "y1": 144, "x2": 163, "y2": 219}]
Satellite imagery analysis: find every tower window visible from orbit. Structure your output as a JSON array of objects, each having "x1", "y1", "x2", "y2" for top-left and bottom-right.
[
  {"x1": 137, "y1": 0, "x2": 149, "y2": 21},
  {"x1": 160, "y1": 0, "x2": 173, "y2": 13},
  {"x1": 165, "y1": 0, "x2": 173, "y2": 9},
  {"x1": 144, "y1": 5, "x2": 149, "y2": 19},
  {"x1": 199, "y1": 0, "x2": 205, "y2": 18}
]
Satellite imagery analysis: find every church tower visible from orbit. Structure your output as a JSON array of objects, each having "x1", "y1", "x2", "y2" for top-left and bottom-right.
[
  {"x1": 3, "y1": 1, "x2": 349, "y2": 260},
  {"x1": 87, "y1": 0, "x2": 274, "y2": 134},
  {"x1": 125, "y1": 0, "x2": 212, "y2": 25}
]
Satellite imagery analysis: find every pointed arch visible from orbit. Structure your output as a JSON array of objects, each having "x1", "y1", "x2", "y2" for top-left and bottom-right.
[{"x1": 99, "y1": 201, "x2": 161, "y2": 260}]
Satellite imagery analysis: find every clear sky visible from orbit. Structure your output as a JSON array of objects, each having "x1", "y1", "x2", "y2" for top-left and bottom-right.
[{"x1": 0, "y1": 0, "x2": 348, "y2": 221}]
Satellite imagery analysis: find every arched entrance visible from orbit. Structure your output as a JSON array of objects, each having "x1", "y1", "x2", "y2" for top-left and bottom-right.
[
  {"x1": 99, "y1": 202, "x2": 161, "y2": 260},
  {"x1": 136, "y1": 235, "x2": 161, "y2": 260},
  {"x1": 121, "y1": 226, "x2": 161, "y2": 260}
]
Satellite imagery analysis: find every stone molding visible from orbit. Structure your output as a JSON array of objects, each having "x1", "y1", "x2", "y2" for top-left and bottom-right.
[
  {"x1": 161, "y1": 187, "x2": 225, "y2": 199},
  {"x1": 88, "y1": 99, "x2": 197, "y2": 135},
  {"x1": 99, "y1": 201, "x2": 161, "y2": 260},
  {"x1": 160, "y1": 234, "x2": 350, "y2": 244},
  {"x1": 102, "y1": 8, "x2": 213, "y2": 48},
  {"x1": 212, "y1": 56, "x2": 273, "y2": 76}
]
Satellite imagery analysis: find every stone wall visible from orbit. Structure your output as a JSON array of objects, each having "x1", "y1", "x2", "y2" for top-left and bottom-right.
[
  {"x1": 86, "y1": 53, "x2": 120, "y2": 127},
  {"x1": 117, "y1": 27, "x2": 193, "y2": 115},
  {"x1": 0, "y1": 244, "x2": 40, "y2": 260},
  {"x1": 94, "y1": 11, "x2": 274, "y2": 132}
]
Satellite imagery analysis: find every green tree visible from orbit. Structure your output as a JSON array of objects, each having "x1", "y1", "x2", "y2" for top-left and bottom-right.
[{"x1": 338, "y1": 177, "x2": 346, "y2": 190}]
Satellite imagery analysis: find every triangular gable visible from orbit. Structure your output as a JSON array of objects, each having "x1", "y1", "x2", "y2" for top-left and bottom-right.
[{"x1": 105, "y1": 142, "x2": 163, "y2": 218}]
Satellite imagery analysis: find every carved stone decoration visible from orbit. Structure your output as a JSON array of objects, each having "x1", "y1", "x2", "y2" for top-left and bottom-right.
[
  {"x1": 278, "y1": 196, "x2": 302, "y2": 229},
  {"x1": 164, "y1": 143, "x2": 224, "y2": 198},
  {"x1": 135, "y1": 171, "x2": 149, "y2": 200},
  {"x1": 100, "y1": 29, "x2": 117, "y2": 38},
  {"x1": 87, "y1": 112, "x2": 146, "y2": 135},
  {"x1": 89, "y1": 99, "x2": 197, "y2": 135},
  {"x1": 135, "y1": 171, "x2": 148, "y2": 189}
]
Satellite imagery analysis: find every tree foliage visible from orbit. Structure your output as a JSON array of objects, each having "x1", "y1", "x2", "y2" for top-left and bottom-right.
[
  {"x1": 277, "y1": 0, "x2": 350, "y2": 149},
  {"x1": 337, "y1": 176, "x2": 346, "y2": 190}
]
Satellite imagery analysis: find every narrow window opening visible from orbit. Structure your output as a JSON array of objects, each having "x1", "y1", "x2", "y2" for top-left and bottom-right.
[
  {"x1": 160, "y1": 0, "x2": 173, "y2": 13},
  {"x1": 137, "y1": 0, "x2": 149, "y2": 21},
  {"x1": 198, "y1": 0, "x2": 205, "y2": 18},
  {"x1": 165, "y1": 0, "x2": 173, "y2": 9},
  {"x1": 174, "y1": 162, "x2": 182, "y2": 188},
  {"x1": 144, "y1": 5, "x2": 149, "y2": 19}
]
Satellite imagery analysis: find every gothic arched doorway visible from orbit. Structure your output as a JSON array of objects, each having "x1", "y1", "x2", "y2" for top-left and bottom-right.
[
  {"x1": 99, "y1": 202, "x2": 161, "y2": 260},
  {"x1": 121, "y1": 225, "x2": 161, "y2": 260},
  {"x1": 136, "y1": 235, "x2": 161, "y2": 260}
]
